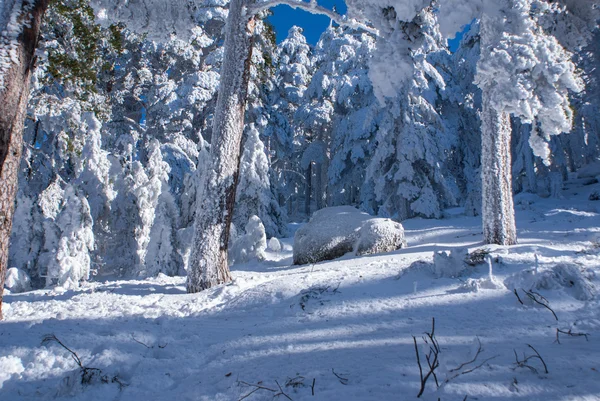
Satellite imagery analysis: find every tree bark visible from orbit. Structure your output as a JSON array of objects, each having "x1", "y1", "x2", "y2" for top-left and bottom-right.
[
  {"x1": 314, "y1": 161, "x2": 323, "y2": 210},
  {"x1": 304, "y1": 162, "x2": 312, "y2": 218},
  {"x1": 481, "y1": 90, "x2": 517, "y2": 245},
  {"x1": 186, "y1": 0, "x2": 255, "y2": 293},
  {"x1": 0, "y1": 0, "x2": 49, "y2": 320}
]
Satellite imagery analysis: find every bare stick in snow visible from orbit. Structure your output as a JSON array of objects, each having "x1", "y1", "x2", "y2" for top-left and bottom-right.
[
  {"x1": 513, "y1": 345, "x2": 549, "y2": 374},
  {"x1": 413, "y1": 318, "x2": 440, "y2": 397},
  {"x1": 42, "y1": 334, "x2": 83, "y2": 368},
  {"x1": 332, "y1": 368, "x2": 349, "y2": 385},
  {"x1": 526, "y1": 345, "x2": 548, "y2": 374},
  {"x1": 445, "y1": 338, "x2": 498, "y2": 383},
  {"x1": 522, "y1": 289, "x2": 558, "y2": 321},
  {"x1": 41, "y1": 334, "x2": 127, "y2": 389},
  {"x1": 513, "y1": 289, "x2": 524, "y2": 305}
]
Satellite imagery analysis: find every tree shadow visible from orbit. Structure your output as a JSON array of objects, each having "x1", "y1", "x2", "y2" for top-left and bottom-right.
[{"x1": 1, "y1": 262, "x2": 598, "y2": 401}]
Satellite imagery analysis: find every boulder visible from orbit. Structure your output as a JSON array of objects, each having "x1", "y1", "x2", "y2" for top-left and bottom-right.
[{"x1": 293, "y1": 206, "x2": 406, "y2": 265}]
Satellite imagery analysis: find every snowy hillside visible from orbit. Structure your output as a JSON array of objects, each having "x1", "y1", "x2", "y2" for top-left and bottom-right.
[{"x1": 2, "y1": 179, "x2": 600, "y2": 401}]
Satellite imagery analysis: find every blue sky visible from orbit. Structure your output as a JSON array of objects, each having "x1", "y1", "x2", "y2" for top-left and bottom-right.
[
  {"x1": 267, "y1": 1, "x2": 464, "y2": 51},
  {"x1": 267, "y1": 0, "x2": 347, "y2": 45}
]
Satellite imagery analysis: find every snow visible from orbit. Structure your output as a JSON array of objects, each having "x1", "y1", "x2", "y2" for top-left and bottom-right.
[{"x1": 3, "y1": 180, "x2": 600, "y2": 400}]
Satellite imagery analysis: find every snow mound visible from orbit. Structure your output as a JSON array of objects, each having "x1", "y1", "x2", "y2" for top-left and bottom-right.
[
  {"x1": 577, "y1": 162, "x2": 600, "y2": 179},
  {"x1": 453, "y1": 277, "x2": 504, "y2": 293},
  {"x1": 504, "y1": 264, "x2": 596, "y2": 301},
  {"x1": 4, "y1": 268, "x2": 32, "y2": 294},
  {"x1": 229, "y1": 216, "x2": 267, "y2": 265},
  {"x1": 293, "y1": 206, "x2": 405, "y2": 265},
  {"x1": 268, "y1": 237, "x2": 281, "y2": 252},
  {"x1": 0, "y1": 355, "x2": 24, "y2": 389},
  {"x1": 432, "y1": 248, "x2": 470, "y2": 278}
]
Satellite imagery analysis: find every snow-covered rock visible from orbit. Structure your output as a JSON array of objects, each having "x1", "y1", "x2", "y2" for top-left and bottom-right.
[
  {"x1": 4, "y1": 268, "x2": 32, "y2": 293},
  {"x1": 293, "y1": 206, "x2": 405, "y2": 265}
]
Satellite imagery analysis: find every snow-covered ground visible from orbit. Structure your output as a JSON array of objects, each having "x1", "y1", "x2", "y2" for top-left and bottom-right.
[{"x1": 2, "y1": 179, "x2": 600, "y2": 401}]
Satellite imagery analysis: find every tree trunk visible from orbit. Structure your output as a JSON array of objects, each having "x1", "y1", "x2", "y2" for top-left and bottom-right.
[
  {"x1": 0, "y1": 0, "x2": 49, "y2": 320},
  {"x1": 186, "y1": 0, "x2": 255, "y2": 293},
  {"x1": 314, "y1": 161, "x2": 323, "y2": 210},
  {"x1": 481, "y1": 90, "x2": 517, "y2": 245},
  {"x1": 304, "y1": 162, "x2": 312, "y2": 218}
]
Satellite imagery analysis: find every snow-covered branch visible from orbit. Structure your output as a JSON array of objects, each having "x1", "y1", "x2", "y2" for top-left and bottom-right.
[{"x1": 246, "y1": 0, "x2": 379, "y2": 36}]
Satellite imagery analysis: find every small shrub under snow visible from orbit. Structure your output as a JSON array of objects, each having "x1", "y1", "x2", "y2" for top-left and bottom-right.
[
  {"x1": 465, "y1": 248, "x2": 491, "y2": 266},
  {"x1": 293, "y1": 206, "x2": 405, "y2": 265},
  {"x1": 229, "y1": 216, "x2": 267, "y2": 265},
  {"x1": 4, "y1": 268, "x2": 32, "y2": 293}
]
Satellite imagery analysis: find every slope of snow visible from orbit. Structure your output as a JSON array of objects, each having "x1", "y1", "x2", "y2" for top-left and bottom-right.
[{"x1": 2, "y1": 181, "x2": 600, "y2": 400}]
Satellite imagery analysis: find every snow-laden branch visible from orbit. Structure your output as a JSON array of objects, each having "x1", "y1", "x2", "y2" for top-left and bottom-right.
[{"x1": 245, "y1": 0, "x2": 379, "y2": 36}]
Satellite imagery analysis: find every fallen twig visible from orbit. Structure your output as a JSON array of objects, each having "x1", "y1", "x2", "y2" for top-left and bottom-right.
[
  {"x1": 311, "y1": 378, "x2": 315, "y2": 396},
  {"x1": 275, "y1": 380, "x2": 293, "y2": 400},
  {"x1": 131, "y1": 334, "x2": 151, "y2": 349},
  {"x1": 555, "y1": 328, "x2": 589, "y2": 344},
  {"x1": 332, "y1": 368, "x2": 348, "y2": 385},
  {"x1": 237, "y1": 380, "x2": 277, "y2": 401}
]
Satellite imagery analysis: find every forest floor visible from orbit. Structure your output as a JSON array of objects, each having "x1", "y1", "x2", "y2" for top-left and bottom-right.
[{"x1": 2, "y1": 179, "x2": 600, "y2": 401}]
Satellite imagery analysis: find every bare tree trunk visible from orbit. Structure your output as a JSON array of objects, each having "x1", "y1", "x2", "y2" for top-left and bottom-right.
[
  {"x1": 0, "y1": 0, "x2": 49, "y2": 320},
  {"x1": 481, "y1": 90, "x2": 517, "y2": 245},
  {"x1": 304, "y1": 162, "x2": 312, "y2": 218},
  {"x1": 186, "y1": 0, "x2": 256, "y2": 293}
]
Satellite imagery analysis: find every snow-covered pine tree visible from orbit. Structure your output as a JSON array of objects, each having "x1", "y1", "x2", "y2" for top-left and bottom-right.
[
  {"x1": 475, "y1": 0, "x2": 587, "y2": 245},
  {"x1": 10, "y1": 0, "x2": 118, "y2": 283},
  {"x1": 45, "y1": 185, "x2": 94, "y2": 288},
  {"x1": 236, "y1": 15, "x2": 287, "y2": 239},
  {"x1": 309, "y1": 26, "x2": 378, "y2": 209},
  {"x1": 295, "y1": 26, "x2": 335, "y2": 213},
  {"x1": 365, "y1": 8, "x2": 459, "y2": 220},
  {"x1": 442, "y1": 22, "x2": 482, "y2": 217},
  {"x1": 266, "y1": 25, "x2": 314, "y2": 219}
]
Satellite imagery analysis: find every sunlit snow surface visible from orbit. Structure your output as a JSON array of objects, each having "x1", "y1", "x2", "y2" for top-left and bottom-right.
[{"x1": 2, "y1": 179, "x2": 600, "y2": 400}]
